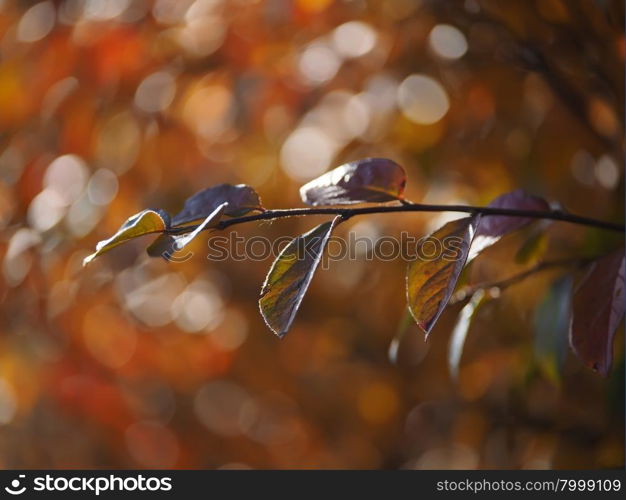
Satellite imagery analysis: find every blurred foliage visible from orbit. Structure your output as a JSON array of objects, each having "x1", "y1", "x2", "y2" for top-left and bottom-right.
[{"x1": 0, "y1": 0, "x2": 624, "y2": 469}]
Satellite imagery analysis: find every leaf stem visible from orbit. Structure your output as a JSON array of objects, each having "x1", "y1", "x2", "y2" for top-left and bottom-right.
[{"x1": 166, "y1": 202, "x2": 624, "y2": 235}]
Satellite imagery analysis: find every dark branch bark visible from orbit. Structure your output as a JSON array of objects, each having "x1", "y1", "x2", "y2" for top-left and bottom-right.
[{"x1": 166, "y1": 202, "x2": 624, "y2": 235}]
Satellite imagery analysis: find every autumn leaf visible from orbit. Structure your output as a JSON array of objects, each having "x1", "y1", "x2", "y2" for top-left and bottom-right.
[
  {"x1": 515, "y1": 228, "x2": 549, "y2": 264},
  {"x1": 468, "y1": 189, "x2": 550, "y2": 260},
  {"x1": 147, "y1": 202, "x2": 227, "y2": 260},
  {"x1": 299, "y1": 157, "x2": 406, "y2": 206},
  {"x1": 83, "y1": 209, "x2": 170, "y2": 266},
  {"x1": 387, "y1": 308, "x2": 415, "y2": 364},
  {"x1": 570, "y1": 248, "x2": 625, "y2": 376},
  {"x1": 259, "y1": 217, "x2": 341, "y2": 338},
  {"x1": 533, "y1": 275, "x2": 573, "y2": 383},
  {"x1": 173, "y1": 184, "x2": 263, "y2": 226},
  {"x1": 407, "y1": 215, "x2": 480, "y2": 336},
  {"x1": 448, "y1": 289, "x2": 488, "y2": 379}
]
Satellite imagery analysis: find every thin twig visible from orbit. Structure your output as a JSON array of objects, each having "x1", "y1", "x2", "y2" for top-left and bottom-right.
[
  {"x1": 450, "y1": 257, "x2": 590, "y2": 305},
  {"x1": 166, "y1": 202, "x2": 624, "y2": 235}
]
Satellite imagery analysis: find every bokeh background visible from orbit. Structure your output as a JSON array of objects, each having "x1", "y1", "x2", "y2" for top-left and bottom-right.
[{"x1": 0, "y1": 0, "x2": 624, "y2": 469}]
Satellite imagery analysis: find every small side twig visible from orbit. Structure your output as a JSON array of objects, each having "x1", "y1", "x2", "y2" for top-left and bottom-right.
[{"x1": 450, "y1": 257, "x2": 590, "y2": 305}]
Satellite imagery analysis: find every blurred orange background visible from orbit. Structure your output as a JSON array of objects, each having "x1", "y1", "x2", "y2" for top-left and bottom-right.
[{"x1": 0, "y1": 0, "x2": 624, "y2": 468}]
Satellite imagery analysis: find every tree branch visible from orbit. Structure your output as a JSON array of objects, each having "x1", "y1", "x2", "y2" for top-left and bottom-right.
[{"x1": 166, "y1": 202, "x2": 624, "y2": 235}]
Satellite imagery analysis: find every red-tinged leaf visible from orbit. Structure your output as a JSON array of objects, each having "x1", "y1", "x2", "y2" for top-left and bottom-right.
[
  {"x1": 570, "y1": 248, "x2": 625, "y2": 376},
  {"x1": 448, "y1": 289, "x2": 489, "y2": 379},
  {"x1": 147, "y1": 202, "x2": 227, "y2": 260},
  {"x1": 259, "y1": 217, "x2": 341, "y2": 338},
  {"x1": 173, "y1": 184, "x2": 262, "y2": 226},
  {"x1": 469, "y1": 189, "x2": 550, "y2": 260},
  {"x1": 83, "y1": 209, "x2": 170, "y2": 266},
  {"x1": 407, "y1": 215, "x2": 480, "y2": 336},
  {"x1": 299, "y1": 157, "x2": 406, "y2": 206}
]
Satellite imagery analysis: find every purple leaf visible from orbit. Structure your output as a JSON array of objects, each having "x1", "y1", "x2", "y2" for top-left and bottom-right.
[
  {"x1": 469, "y1": 189, "x2": 550, "y2": 260},
  {"x1": 299, "y1": 158, "x2": 406, "y2": 206},
  {"x1": 570, "y1": 248, "x2": 625, "y2": 377},
  {"x1": 173, "y1": 184, "x2": 262, "y2": 226}
]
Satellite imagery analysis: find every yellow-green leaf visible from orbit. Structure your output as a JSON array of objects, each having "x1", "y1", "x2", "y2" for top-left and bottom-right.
[
  {"x1": 259, "y1": 216, "x2": 341, "y2": 337},
  {"x1": 83, "y1": 209, "x2": 170, "y2": 266},
  {"x1": 407, "y1": 216, "x2": 480, "y2": 336},
  {"x1": 515, "y1": 228, "x2": 548, "y2": 264}
]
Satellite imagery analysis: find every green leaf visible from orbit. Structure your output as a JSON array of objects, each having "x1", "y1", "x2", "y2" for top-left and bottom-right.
[
  {"x1": 259, "y1": 216, "x2": 341, "y2": 338},
  {"x1": 299, "y1": 157, "x2": 406, "y2": 206},
  {"x1": 448, "y1": 289, "x2": 488, "y2": 379},
  {"x1": 388, "y1": 307, "x2": 415, "y2": 364},
  {"x1": 83, "y1": 209, "x2": 170, "y2": 266},
  {"x1": 147, "y1": 202, "x2": 227, "y2": 260},
  {"x1": 173, "y1": 184, "x2": 262, "y2": 226},
  {"x1": 515, "y1": 228, "x2": 548, "y2": 264},
  {"x1": 570, "y1": 248, "x2": 625, "y2": 376},
  {"x1": 533, "y1": 275, "x2": 573, "y2": 383},
  {"x1": 407, "y1": 216, "x2": 480, "y2": 336}
]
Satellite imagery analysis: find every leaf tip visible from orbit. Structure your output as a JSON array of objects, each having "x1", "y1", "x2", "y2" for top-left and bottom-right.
[
  {"x1": 82, "y1": 253, "x2": 96, "y2": 267},
  {"x1": 388, "y1": 338, "x2": 400, "y2": 364},
  {"x1": 592, "y1": 361, "x2": 609, "y2": 378},
  {"x1": 260, "y1": 311, "x2": 289, "y2": 339},
  {"x1": 413, "y1": 317, "x2": 432, "y2": 338}
]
